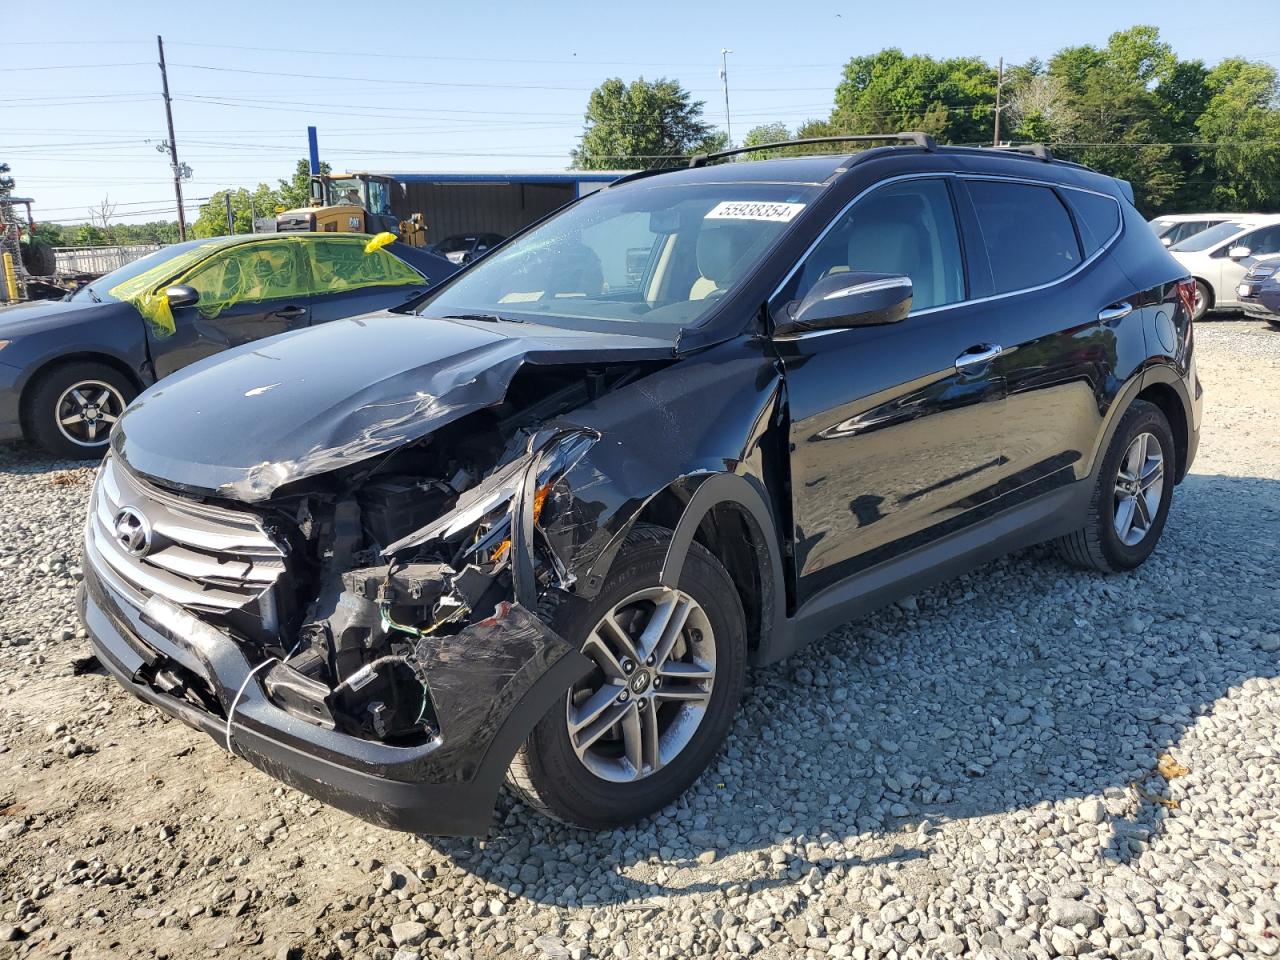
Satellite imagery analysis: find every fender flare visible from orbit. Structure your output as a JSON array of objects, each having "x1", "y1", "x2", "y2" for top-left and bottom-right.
[
  {"x1": 1084, "y1": 364, "x2": 1194, "y2": 485},
  {"x1": 658, "y1": 471, "x2": 788, "y2": 663}
]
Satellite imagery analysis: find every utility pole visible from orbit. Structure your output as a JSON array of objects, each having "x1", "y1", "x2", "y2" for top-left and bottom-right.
[
  {"x1": 719, "y1": 49, "x2": 733, "y2": 148},
  {"x1": 225, "y1": 193, "x2": 234, "y2": 235},
  {"x1": 993, "y1": 56, "x2": 1004, "y2": 147},
  {"x1": 156, "y1": 35, "x2": 187, "y2": 241}
]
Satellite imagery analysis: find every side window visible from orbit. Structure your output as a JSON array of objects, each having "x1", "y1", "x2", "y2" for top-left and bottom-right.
[
  {"x1": 967, "y1": 180, "x2": 1082, "y2": 293},
  {"x1": 787, "y1": 178, "x2": 965, "y2": 312},
  {"x1": 182, "y1": 243, "x2": 303, "y2": 317},
  {"x1": 1063, "y1": 189, "x2": 1122, "y2": 257},
  {"x1": 303, "y1": 238, "x2": 422, "y2": 293},
  {"x1": 1243, "y1": 226, "x2": 1280, "y2": 256}
]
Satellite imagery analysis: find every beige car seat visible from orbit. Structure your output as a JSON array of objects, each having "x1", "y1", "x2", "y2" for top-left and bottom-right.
[{"x1": 690, "y1": 226, "x2": 751, "y2": 300}]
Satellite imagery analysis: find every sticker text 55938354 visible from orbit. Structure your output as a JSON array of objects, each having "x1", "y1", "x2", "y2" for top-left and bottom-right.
[{"x1": 705, "y1": 201, "x2": 806, "y2": 223}]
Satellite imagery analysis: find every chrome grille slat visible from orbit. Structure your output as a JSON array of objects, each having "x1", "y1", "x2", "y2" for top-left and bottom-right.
[{"x1": 89, "y1": 456, "x2": 286, "y2": 613}]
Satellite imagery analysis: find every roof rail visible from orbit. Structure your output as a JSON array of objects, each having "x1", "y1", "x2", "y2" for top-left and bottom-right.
[
  {"x1": 989, "y1": 143, "x2": 1054, "y2": 162},
  {"x1": 688, "y1": 132, "x2": 937, "y2": 168}
]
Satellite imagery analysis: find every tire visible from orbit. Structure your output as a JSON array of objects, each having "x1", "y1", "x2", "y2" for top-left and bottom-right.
[
  {"x1": 1054, "y1": 400, "x2": 1176, "y2": 573},
  {"x1": 507, "y1": 524, "x2": 747, "y2": 830},
  {"x1": 21, "y1": 239, "x2": 57, "y2": 278},
  {"x1": 25, "y1": 361, "x2": 135, "y2": 459},
  {"x1": 1192, "y1": 280, "x2": 1210, "y2": 321}
]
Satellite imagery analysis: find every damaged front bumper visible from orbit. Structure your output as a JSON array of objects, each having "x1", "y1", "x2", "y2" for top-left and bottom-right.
[{"x1": 79, "y1": 549, "x2": 589, "y2": 836}]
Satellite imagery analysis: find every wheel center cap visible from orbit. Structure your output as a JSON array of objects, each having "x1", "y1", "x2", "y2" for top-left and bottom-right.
[
  {"x1": 629, "y1": 670, "x2": 651, "y2": 695},
  {"x1": 84, "y1": 406, "x2": 98, "y2": 420}
]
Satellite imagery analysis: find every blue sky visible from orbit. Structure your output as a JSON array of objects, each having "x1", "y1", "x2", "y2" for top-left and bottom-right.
[{"x1": 6, "y1": 0, "x2": 1278, "y2": 225}]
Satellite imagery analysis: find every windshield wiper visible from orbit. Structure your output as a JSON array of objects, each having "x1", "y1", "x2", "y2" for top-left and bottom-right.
[
  {"x1": 85, "y1": 287, "x2": 102, "y2": 303},
  {"x1": 438, "y1": 313, "x2": 523, "y2": 324}
]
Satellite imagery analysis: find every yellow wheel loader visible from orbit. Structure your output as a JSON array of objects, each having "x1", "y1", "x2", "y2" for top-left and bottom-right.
[{"x1": 276, "y1": 173, "x2": 427, "y2": 246}]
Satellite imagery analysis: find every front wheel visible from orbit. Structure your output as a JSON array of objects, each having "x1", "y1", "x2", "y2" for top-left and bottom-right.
[
  {"x1": 507, "y1": 524, "x2": 747, "y2": 830},
  {"x1": 25, "y1": 361, "x2": 135, "y2": 459},
  {"x1": 1055, "y1": 399, "x2": 1176, "y2": 573}
]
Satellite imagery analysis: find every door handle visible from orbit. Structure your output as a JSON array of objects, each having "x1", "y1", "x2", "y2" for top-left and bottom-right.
[
  {"x1": 271, "y1": 305, "x2": 306, "y2": 319},
  {"x1": 1098, "y1": 302, "x2": 1133, "y2": 323},
  {"x1": 954, "y1": 343, "x2": 1003, "y2": 371}
]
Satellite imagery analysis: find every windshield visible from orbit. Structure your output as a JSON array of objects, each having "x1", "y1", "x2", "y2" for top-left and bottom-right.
[
  {"x1": 1171, "y1": 220, "x2": 1250, "y2": 252},
  {"x1": 438, "y1": 236, "x2": 478, "y2": 254},
  {"x1": 71, "y1": 242, "x2": 215, "y2": 302},
  {"x1": 420, "y1": 180, "x2": 820, "y2": 330},
  {"x1": 327, "y1": 177, "x2": 365, "y2": 207}
]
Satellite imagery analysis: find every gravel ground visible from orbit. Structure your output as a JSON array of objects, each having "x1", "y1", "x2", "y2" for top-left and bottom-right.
[{"x1": 1, "y1": 318, "x2": 1278, "y2": 960}]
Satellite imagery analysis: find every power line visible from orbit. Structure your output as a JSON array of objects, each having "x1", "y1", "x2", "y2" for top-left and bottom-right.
[{"x1": 0, "y1": 62, "x2": 151, "y2": 72}]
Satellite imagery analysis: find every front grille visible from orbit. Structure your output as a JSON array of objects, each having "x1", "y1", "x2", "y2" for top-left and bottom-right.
[
  {"x1": 1246, "y1": 265, "x2": 1276, "y2": 281},
  {"x1": 88, "y1": 455, "x2": 286, "y2": 615}
]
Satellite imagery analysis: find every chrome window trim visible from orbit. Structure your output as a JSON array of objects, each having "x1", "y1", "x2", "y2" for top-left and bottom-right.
[{"x1": 771, "y1": 170, "x2": 1125, "y2": 340}]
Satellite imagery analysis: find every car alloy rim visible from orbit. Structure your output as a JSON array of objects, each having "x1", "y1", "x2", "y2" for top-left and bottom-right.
[
  {"x1": 566, "y1": 586, "x2": 716, "y2": 783},
  {"x1": 55, "y1": 380, "x2": 125, "y2": 447},
  {"x1": 1113, "y1": 431, "x2": 1164, "y2": 546},
  {"x1": 1194, "y1": 284, "x2": 1206, "y2": 315}
]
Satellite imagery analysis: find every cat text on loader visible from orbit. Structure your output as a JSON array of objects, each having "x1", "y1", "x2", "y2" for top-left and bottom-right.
[{"x1": 275, "y1": 173, "x2": 428, "y2": 247}]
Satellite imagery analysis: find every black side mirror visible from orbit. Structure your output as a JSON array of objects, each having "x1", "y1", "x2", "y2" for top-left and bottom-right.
[
  {"x1": 773, "y1": 272, "x2": 913, "y2": 337},
  {"x1": 165, "y1": 284, "x2": 199, "y2": 309}
]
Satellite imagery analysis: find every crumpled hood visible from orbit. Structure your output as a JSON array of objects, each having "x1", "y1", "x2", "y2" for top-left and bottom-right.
[{"x1": 113, "y1": 311, "x2": 674, "y2": 501}]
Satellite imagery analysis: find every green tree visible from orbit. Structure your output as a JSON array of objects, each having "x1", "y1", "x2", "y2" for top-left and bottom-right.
[
  {"x1": 1046, "y1": 28, "x2": 1189, "y2": 211},
  {"x1": 829, "y1": 49, "x2": 997, "y2": 144},
  {"x1": 739, "y1": 122, "x2": 792, "y2": 158},
  {"x1": 192, "y1": 183, "x2": 280, "y2": 238},
  {"x1": 277, "y1": 158, "x2": 332, "y2": 210},
  {"x1": 1196, "y1": 58, "x2": 1280, "y2": 210},
  {"x1": 572, "y1": 78, "x2": 720, "y2": 169}
]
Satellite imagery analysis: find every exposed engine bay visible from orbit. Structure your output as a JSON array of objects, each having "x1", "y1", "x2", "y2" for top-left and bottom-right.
[{"x1": 158, "y1": 362, "x2": 654, "y2": 746}]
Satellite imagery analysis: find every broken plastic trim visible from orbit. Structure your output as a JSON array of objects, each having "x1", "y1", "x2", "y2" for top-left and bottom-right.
[{"x1": 381, "y1": 428, "x2": 599, "y2": 580}]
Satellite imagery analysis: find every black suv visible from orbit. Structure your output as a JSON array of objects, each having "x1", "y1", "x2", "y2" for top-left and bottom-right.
[{"x1": 81, "y1": 135, "x2": 1201, "y2": 836}]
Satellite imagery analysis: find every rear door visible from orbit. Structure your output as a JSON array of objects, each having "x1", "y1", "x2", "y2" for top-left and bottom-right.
[
  {"x1": 774, "y1": 175, "x2": 1008, "y2": 605},
  {"x1": 150, "y1": 241, "x2": 312, "y2": 378},
  {"x1": 301, "y1": 236, "x2": 431, "y2": 325},
  {"x1": 967, "y1": 177, "x2": 1138, "y2": 506}
]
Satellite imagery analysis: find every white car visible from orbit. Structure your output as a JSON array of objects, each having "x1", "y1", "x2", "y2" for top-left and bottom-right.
[
  {"x1": 1148, "y1": 212, "x2": 1247, "y2": 247},
  {"x1": 1168, "y1": 215, "x2": 1280, "y2": 318}
]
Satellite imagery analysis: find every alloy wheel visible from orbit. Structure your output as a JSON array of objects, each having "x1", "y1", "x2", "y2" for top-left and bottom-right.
[
  {"x1": 55, "y1": 380, "x2": 125, "y2": 447},
  {"x1": 1113, "y1": 431, "x2": 1164, "y2": 546},
  {"x1": 566, "y1": 586, "x2": 716, "y2": 783}
]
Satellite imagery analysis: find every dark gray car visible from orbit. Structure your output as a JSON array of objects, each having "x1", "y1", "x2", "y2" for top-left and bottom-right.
[
  {"x1": 1237, "y1": 255, "x2": 1280, "y2": 324},
  {"x1": 0, "y1": 233, "x2": 455, "y2": 457}
]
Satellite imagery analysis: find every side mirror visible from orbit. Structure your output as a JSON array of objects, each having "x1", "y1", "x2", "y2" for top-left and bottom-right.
[
  {"x1": 165, "y1": 284, "x2": 199, "y2": 309},
  {"x1": 773, "y1": 272, "x2": 912, "y2": 337},
  {"x1": 1227, "y1": 245, "x2": 1252, "y2": 260},
  {"x1": 1160, "y1": 237, "x2": 1172, "y2": 246}
]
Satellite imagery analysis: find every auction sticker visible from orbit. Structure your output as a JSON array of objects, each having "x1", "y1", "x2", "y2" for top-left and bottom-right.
[{"x1": 705, "y1": 201, "x2": 806, "y2": 222}]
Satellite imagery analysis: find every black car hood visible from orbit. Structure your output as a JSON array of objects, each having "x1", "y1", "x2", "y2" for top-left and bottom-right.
[
  {"x1": 0, "y1": 297, "x2": 103, "y2": 335},
  {"x1": 113, "y1": 311, "x2": 675, "y2": 501}
]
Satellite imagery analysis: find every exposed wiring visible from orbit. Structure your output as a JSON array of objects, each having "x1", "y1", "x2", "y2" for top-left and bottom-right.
[{"x1": 224, "y1": 657, "x2": 279, "y2": 759}]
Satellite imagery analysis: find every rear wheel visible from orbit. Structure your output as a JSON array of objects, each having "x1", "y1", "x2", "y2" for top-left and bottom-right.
[
  {"x1": 25, "y1": 361, "x2": 135, "y2": 459},
  {"x1": 507, "y1": 524, "x2": 747, "y2": 830},
  {"x1": 1192, "y1": 280, "x2": 1210, "y2": 320},
  {"x1": 1055, "y1": 400, "x2": 1175, "y2": 573}
]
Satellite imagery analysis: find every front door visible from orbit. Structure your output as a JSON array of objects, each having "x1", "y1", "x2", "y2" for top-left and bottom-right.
[
  {"x1": 773, "y1": 177, "x2": 1008, "y2": 606},
  {"x1": 1217, "y1": 224, "x2": 1280, "y2": 306},
  {"x1": 150, "y1": 241, "x2": 312, "y2": 378}
]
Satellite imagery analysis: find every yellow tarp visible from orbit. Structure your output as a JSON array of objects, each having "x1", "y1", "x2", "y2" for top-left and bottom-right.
[{"x1": 108, "y1": 235, "x2": 424, "y2": 339}]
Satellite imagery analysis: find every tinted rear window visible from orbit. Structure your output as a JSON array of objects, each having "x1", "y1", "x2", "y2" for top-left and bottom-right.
[
  {"x1": 967, "y1": 180, "x2": 1082, "y2": 293},
  {"x1": 1063, "y1": 189, "x2": 1121, "y2": 257}
]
